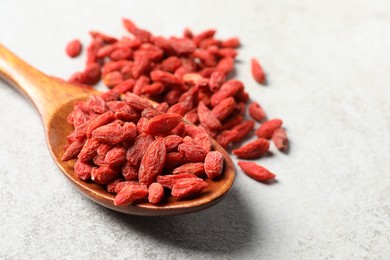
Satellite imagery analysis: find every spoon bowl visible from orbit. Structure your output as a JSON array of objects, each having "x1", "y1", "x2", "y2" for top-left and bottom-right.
[{"x1": 0, "y1": 44, "x2": 235, "y2": 216}]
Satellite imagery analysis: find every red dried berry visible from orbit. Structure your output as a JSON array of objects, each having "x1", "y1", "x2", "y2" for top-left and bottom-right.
[
  {"x1": 66, "y1": 39, "x2": 82, "y2": 58},
  {"x1": 230, "y1": 120, "x2": 255, "y2": 143},
  {"x1": 145, "y1": 113, "x2": 182, "y2": 136},
  {"x1": 171, "y1": 178, "x2": 208, "y2": 198},
  {"x1": 209, "y1": 70, "x2": 226, "y2": 92},
  {"x1": 150, "y1": 70, "x2": 182, "y2": 86},
  {"x1": 138, "y1": 138, "x2": 166, "y2": 186},
  {"x1": 164, "y1": 152, "x2": 186, "y2": 169},
  {"x1": 249, "y1": 102, "x2": 266, "y2": 121},
  {"x1": 74, "y1": 160, "x2": 93, "y2": 180},
  {"x1": 172, "y1": 162, "x2": 205, "y2": 176},
  {"x1": 210, "y1": 80, "x2": 243, "y2": 107},
  {"x1": 110, "y1": 47, "x2": 133, "y2": 61},
  {"x1": 78, "y1": 138, "x2": 100, "y2": 161},
  {"x1": 255, "y1": 119, "x2": 283, "y2": 139},
  {"x1": 232, "y1": 138, "x2": 270, "y2": 159},
  {"x1": 272, "y1": 128, "x2": 288, "y2": 151},
  {"x1": 86, "y1": 111, "x2": 115, "y2": 137},
  {"x1": 220, "y1": 115, "x2": 244, "y2": 131},
  {"x1": 198, "y1": 101, "x2": 221, "y2": 131},
  {"x1": 103, "y1": 71, "x2": 124, "y2": 88},
  {"x1": 122, "y1": 162, "x2": 139, "y2": 181},
  {"x1": 91, "y1": 165, "x2": 119, "y2": 184},
  {"x1": 237, "y1": 161, "x2": 275, "y2": 182},
  {"x1": 124, "y1": 92, "x2": 153, "y2": 111},
  {"x1": 104, "y1": 146, "x2": 127, "y2": 166},
  {"x1": 62, "y1": 140, "x2": 85, "y2": 161},
  {"x1": 114, "y1": 183, "x2": 148, "y2": 206},
  {"x1": 178, "y1": 143, "x2": 207, "y2": 162},
  {"x1": 221, "y1": 37, "x2": 240, "y2": 48},
  {"x1": 164, "y1": 135, "x2": 183, "y2": 151},
  {"x1": 211, "y1": 97, "x2": 236, "y2": 121},
  {"x1": 148, "y1": 182, "x2": 164, "y2": 204},
  {"x1": 157, "y1": 173, "x2": 200, "y2": 189},
  {"x1": 170, "y1": 38, "x2": 196, "y2": 54},
  {"x1": 251, "y1": 58, "x2": 266, "y2": 84},
  {"x1": 204, "y1": 151, "x2": 224, "y2": 179}
]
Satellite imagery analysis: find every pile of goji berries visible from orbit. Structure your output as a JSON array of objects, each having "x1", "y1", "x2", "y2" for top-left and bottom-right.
[
  {"x1": 62, "y1": 18, "x2": 288, "y2": 205},
  {"x1": 62, "y1": 93, "x2": 224, "y2": 205}
]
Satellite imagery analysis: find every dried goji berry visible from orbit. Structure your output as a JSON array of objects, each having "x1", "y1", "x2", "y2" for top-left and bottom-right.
[
  {"x1": 178, "y1": 143, "x2": 207, "y2": 162},
  {"x1": 138, "y1": 138, "x2": 166, "y2": 186},
  {"x1": 83, "y1": 63, "x2": 101, "y2": 85},
  {"x1": 237, "y1": 161, "x2": 275, "y2": 182},
  {"x1": 104, "y1": 146, "x2": 127, "y2": 166},
  {"x1": 230, "y1": 120, "x2": 255, "y2": 143},
  {"x1": 157, "y1": 173, "x2": 200, "y2": 189},
  {"x1": 211, "y1": 97, "x2": 236, "y2": 121},
  {"x1": 107, "y1": 178, "x2": 123, "y2": 193},
  {"x1": 255, "y1": 119, "x2": 283, "y2": 139},
  {"x1": 210, "y1": 79, "x2": 243, "y2": 107},
  {"x1": 110, "y1": 47, "x2": 133, "y2": 61},
  {"x1": 62, "y1": 140, "x2": 85, "y2": 161},
  {"x1": 161, "y1": 56, "x2": 182, "y2": 72},
  {"x1": 142, "y1": 82, "x2": 165, "y2": 96},
  {"x1": 86, "y1": 111, "x2": 115, "y2": 137},
  {"x1": 124, "y1": 92, "x2": 153, "y2": 111},
  {"x1": 66, "y1": 39, "x2": 82, "y2": 58},
  {"x1": 148, "y1": 182, "x2": 164, "y2": 204},
  {"x1": 122, "y1": 161, "x2": 139, "y2": 181},
  {"x1": 74, "y1": 160, "x2": 93, "y2": 180},
  {"x1": 78, "y1": 138, "x2": 100, "y2": 161},
  {"x1": 145, "y1": 113, "x2": 182, "y2": 136},
  {"x1": 92, "y1": 120, "x2": 126, "y2": 145},
  {"x1": 170, "y1": 38, "x2": 196, "y2": 54},
  {"x1": 221, "y1": 37, "x2": 240, "y2": 48},
  {"x1": 249, "y1": 101, "x2": 266, "y2": 121},
  {"x1": 251, "y1": 58, "x2": 266, "y2": 84},
  {"x1": 91, "y1": 165, "x2": 119, "y2": 184},
  {"x1": 164, "y1": 135, "x2": 183, "y2": 151},
  {"x1": 171, "y1": 178, "x2": 208, "y2": 198},
  {"x1": 197, "y1": 101, "x2": 221, "y2": 131},
  {"x1": 271, "y1": 128, "x2": 288, "y2": 151},
  {"x1": 209, "y1": 70, "x2": 226, "y2": 92},
  {"x1": 164, "y1": 152, "x2": 186, "y2": 169},
  {"x1": 232, "y1": 138, "x2": 269, "y2": 159},
  {"x1": 103, "y1": 71, "x2": 124, "y2": 88},
  {"x1": 204, "y1": 151, "x2": 224, "y2": 179},
  {"x1": 172, "y1": 162, "x2": 205, "y2": 176},
  {"x1": 114, "y1": 183, "x2": 148, "y2": 206},
  {"x1": 150, "y1": 70, "x2": 182, "y2": 86},
  {"x1": 220, "y1": 114, "x2": 244, "y2": 131}
]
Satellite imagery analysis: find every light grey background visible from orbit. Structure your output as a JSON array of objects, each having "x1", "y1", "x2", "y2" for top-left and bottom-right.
[{"x1": 1, "y1": 0, "x2": 389, "y2": 259}]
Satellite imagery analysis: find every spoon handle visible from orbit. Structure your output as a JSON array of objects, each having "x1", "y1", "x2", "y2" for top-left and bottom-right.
[{"x1": 0, "y1": 44, "x2": 94, "y2": 123}]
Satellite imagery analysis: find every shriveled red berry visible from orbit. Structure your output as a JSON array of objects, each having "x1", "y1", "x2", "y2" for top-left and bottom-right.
[
  {"x1": 232, "y1": 138, "x2": 270, "y2": 159},
  {"x1": 249, "y1": 102, "x2": 266, "y2": 121},
  {"x1": 171, "y1": 178, "x2": 208, "y2": 198},
  {"x1": 114, "y1": 183, "x2": 148, "y2": 206},
  {"x1": 272, "y1": 128, "x2": 289, "y2": 151},
  {"x1": 66, "y1": 39, "x2": 82, "y2": 58},
  {"x1": 148, "y1": 182, "x2": 164, "y2": 204},
  {"x1": 251, "y1": 58, "x2": 266, "y2": 84},
  {"x1": 138, "y1": 138, "x2": 166, "y2": 186},
  {"x1": 255, "y1": 119, "x2": 283, "y2": 139},
  {"x1": 237, "y1": 161, "x2": 275, "y2": 182},
  {"x1": 204, "y1": 151, "x2": 224, "y2": 179}
]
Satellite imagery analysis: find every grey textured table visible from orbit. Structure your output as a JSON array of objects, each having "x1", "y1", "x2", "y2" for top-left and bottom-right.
[{"x1": 1, "y1": 0, "x2": 389, "y2": 259}]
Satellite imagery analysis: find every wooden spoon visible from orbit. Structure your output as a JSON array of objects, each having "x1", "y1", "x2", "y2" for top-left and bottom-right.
[{"x1": 0, "y1": 44, "x2": 235, "y2": 216}]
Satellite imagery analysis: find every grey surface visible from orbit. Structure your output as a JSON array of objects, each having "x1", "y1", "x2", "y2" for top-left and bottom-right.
[{"x1": 1, "y1": 0, "x2": 389, "y2": 259}]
